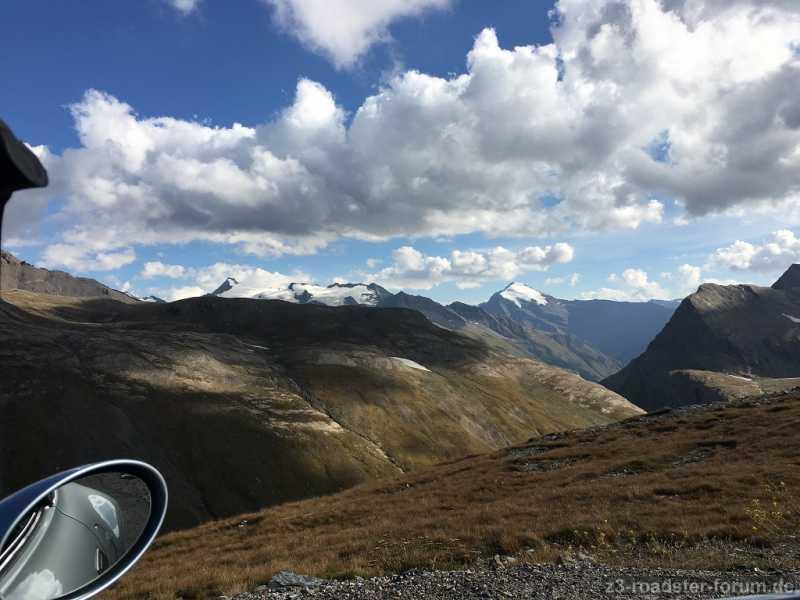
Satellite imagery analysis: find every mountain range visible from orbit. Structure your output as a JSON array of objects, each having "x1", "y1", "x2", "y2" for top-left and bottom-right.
[
  {"x1": 0, "y1": 272, "x2": 640, "y2": 529},
  {"x1": 211, "y1": 278, "x2": 678, "y2": 381},
  {"x1": 4, "y1": 249, "x2": 800, "y2": 530},
  {"x1": 603, "y1": 264, "x2": 800, "y2": 410},
  {"x1": 0, "y1": 250, "x2": 679, "y2": 382}
]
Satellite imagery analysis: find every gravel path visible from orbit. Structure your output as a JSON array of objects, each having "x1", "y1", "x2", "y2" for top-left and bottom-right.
[{"x1": 234, "y1": 561, "x2": 800, "y2": 600}]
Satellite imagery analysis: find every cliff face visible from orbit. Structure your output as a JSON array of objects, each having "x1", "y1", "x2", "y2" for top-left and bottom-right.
[
  {"x1": 772, "y1": 264, "x2": 800, "y2": 291},
  {"x1": 603, "y1": 265, "x2": 800, "y2": 411},
  {"x1": 1, "y1": 250, "x2": 135, "y2": 302}
]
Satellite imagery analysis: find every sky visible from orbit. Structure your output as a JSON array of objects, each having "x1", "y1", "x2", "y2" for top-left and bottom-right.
[{"x1": 1, "y1": 0, "x2": 799, "y2": 304}]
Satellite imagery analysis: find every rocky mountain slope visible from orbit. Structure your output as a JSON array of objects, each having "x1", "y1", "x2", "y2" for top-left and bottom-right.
[
  {"x1": 0, "y1": 249, "x2": 135, "y2": 302},
  {"x1": 481, "y1": 283, "x2": 677, "y2": 365},
  {"x1": 603, "y1": 265, "x2": 800, "y2": 410},
  {"x1": 0, "y1": 288, "x2": 640, "y2": 530}
]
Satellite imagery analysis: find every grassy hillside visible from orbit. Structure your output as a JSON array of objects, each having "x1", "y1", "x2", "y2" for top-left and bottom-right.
[
  {"x1": 112, "y1": 393, "x2": 800, "y2": 599},
  {"x1": 0, "y1": 291, "x2": 638, "y2": 530}
]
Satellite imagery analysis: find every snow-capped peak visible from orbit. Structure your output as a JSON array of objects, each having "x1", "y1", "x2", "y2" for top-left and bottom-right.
[
  {"x1": 210, "y1": 277, "x2": 240, "y2": 296},
  {"x1": 212, "y1": 279, "x2": 389, "y2": 307},
  {"x1": 499, "y1": 282, "x2": 547, "y2": 307}
]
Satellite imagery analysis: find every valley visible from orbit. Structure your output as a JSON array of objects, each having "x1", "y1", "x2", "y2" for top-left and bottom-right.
[{"x1": 0, "y1": 286, "x2": 639, "y2": 531}]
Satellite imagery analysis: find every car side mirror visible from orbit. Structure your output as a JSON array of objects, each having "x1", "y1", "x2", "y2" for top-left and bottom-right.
[
  {"x1": 0, "y1": 118, "x2": 50, "y2": 245},
  {"x1": 0, "y1": 460, "x2": 167, "y2": 600}
]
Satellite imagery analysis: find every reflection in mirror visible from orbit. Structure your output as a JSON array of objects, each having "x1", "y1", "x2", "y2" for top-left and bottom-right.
[{"x1": 0, "y1": 472, "x2": 151, "y2": 600}]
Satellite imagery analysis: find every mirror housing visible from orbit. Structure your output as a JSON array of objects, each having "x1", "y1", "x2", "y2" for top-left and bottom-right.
[
  {"x1": 0, "y1": 460, "x2": 167, "y2": 600},
  {"x1": 0, "y1": 118, "x2": 49, "y2": 247}
]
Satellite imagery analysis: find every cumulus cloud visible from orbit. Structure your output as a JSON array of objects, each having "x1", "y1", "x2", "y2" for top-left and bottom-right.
[
  {"x1": 708, "y1": 230, "x2": 800, "y2": 273},
  {"x1": 264, "y1": 0, "x2": 450, "y2": 68},
  {"x1": 583, "y1": 262, "x2": 740, "y2": 301},
  {"x1": 546, "y1": 273, "x2": 581, "y2": 287},
  {"x1": 674, "y1": 263, "x2": 702, "y2": 295},
  {"x1": 167, "y1": 0, "x2": 200, "y2": 15},
  {"x1": 366, "y1": 243, "x2": 574, "y2": 290},
  {"x1": 582, "y1": 268, "x2": 670, "y2": 301},
  {"x1": 39, "y1": 245, "x2": 136, "y2": 273},
  {"x1": 140, "y1": 261, "x2": 187, "y2": 279},
  {"x1": 14, "y1": 0, "x2": 800, "y2": 270},
  {"x1": 158, "y1": 286, "x2": 206, "y2": 301}
]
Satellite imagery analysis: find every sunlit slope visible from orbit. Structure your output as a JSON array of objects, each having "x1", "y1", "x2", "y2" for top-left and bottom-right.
[
  {"x1": 112, "y1": 392, "x2": 800, "y2": 599},
  {"x1": 0, "y1": 291, "x2": 639, "y2": 529}
]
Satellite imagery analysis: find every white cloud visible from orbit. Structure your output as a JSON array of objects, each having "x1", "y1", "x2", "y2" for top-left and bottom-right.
[
  {"x1": 366, "y1": 243, "x2": 574, "y2": 290},
  {"x1": 546, "y1": 272, "x2": 581, "y2": 287},
  {"x1": 159, "y1": 286, "x2": 206, "y2": 301},
  {"x1": 675, "y1": 263, "x2": 701, "y2": 295},
  {"x1": 141, "y1": 261, "x2": 187, "y2": 279},
  {"x1": 708, "y1": 230, "x2": 800, "y2": 273},
  {"x1": 167, "y1": 0, "x2": 200, "y2": 15},
  {"x1": 39, "y1": 245, "x2": 136, "y2": 273},
  {"x1": 582, "y1": 268, "x2": 669, "y2": 301},
  {"x1": 14, "y1": 0, "x2": 800, "y2": 266},
  {"x1": 264, "y1": 0, "x2": 451, "y2": 69},
  {"x1": 583, "y1": 262, "x2": 741, "y2": 301}
]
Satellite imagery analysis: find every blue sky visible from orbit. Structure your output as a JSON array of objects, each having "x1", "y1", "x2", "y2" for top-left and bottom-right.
[{"x1": 2, "y1": 0, "x2": 799, "y2": 304}]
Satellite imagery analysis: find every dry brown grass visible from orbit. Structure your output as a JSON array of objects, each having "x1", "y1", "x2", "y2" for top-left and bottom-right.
[{"x1": 110, "y1": 395, "x2": 800, "y2": 599}]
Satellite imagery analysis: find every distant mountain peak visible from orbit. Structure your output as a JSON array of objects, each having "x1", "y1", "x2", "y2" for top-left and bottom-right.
[
  {"x1": 500, "y1": 282, "x2": 547, "y2": 307},
  {"x1": 211, "y1": 277, "x2": 239, "y2": 296},
  {"x1": 772, "y1": 264, "x2": 800, "y2": 291},
  {"x1": 212, "y1": 279, "x2": 390, "y2": 307}
]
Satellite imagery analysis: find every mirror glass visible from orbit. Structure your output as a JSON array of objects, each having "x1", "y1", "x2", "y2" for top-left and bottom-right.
[{"x1": 0, "y1": 472, "x2": 151, "y2": 600}]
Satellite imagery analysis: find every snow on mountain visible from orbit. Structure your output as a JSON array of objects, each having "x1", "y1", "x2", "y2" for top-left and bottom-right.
[
  {"x1": 389, "y1": 357, "x2": 431, "y2": 372},
  {"x1": 211, "y1": 279, "x2": 390, "y2": 307},
  {"x1": 499, "y1": 282, "x2": 548, "y2": 307}
]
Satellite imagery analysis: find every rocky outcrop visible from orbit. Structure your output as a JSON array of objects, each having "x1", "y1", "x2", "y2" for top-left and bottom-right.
[
  {"x1": 0, "y1": 250, "x2": 135, "y2": 302},
  {"x1": 603, "y1": 265, "x2": 800, "y2": 411}
]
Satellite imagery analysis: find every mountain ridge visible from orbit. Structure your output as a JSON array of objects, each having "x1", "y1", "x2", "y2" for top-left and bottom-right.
[
  {"x1": 209, "y1": 274, "x2": 677, "y2": 381},
  {"x1": 0, "y1": 249, "x2": 675, "y2": 383},
  {"x1": 0, "y1": 287, "x2": 640, "y2": 530},
  {"x1": 602, "y1": 264, "x2": 800, "y2": 410},
  {"x1": 0, "y1": 250, "x2": 136, "y2": 303}
]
